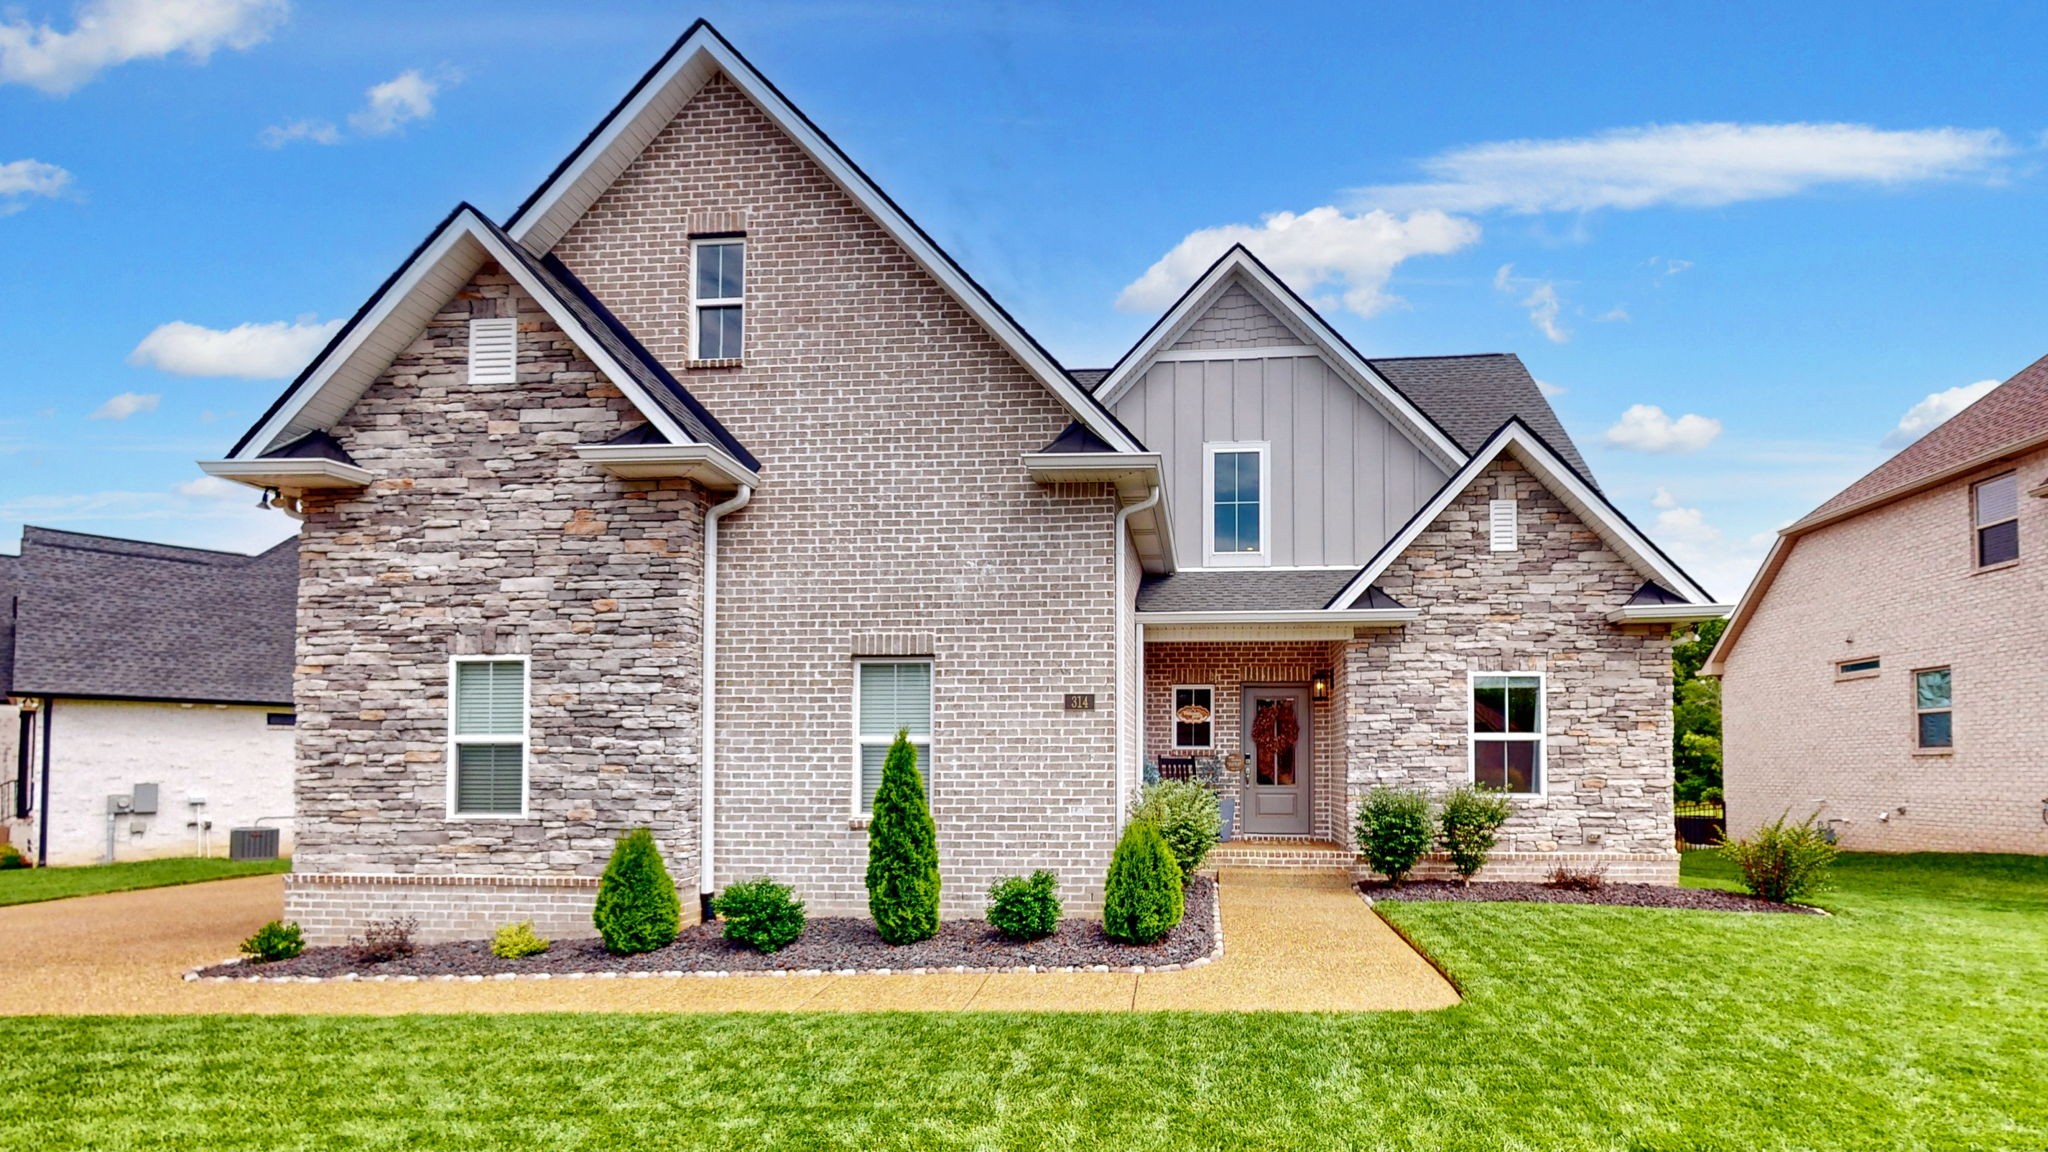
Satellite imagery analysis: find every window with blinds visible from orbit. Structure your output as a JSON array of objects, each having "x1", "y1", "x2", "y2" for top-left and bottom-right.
[
  {"x1": 856, "y1": 660, "x2": 931, "y2": 816},
  {"x1": 451, "y1": 658, "x2": 527, "y2": 816},
  {"x1": 468, "y1": 317, "x2": 517, "y2": 384},
  {"x1": 1973, "y1": 472, "x2": 2018, "y2": 567}
]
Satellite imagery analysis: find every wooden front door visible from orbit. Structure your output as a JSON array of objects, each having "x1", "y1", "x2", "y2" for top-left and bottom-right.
[{"x1": 1241, "y1": 685, "x2": 1312, "y2": 835}]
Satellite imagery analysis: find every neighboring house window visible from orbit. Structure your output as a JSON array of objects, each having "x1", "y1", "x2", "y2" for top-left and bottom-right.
[
  {"x1": 1489, "y1": 499, "x2": 1519, "y2": 552},
  {"x1": 450, "y1": 657, "x2": 528, "y2": 816},
  {"x1": 855, "y1": 660, "x2": 931, "y2": 815},
  {"x1": 1913, "y1": 667, "x2": 1953, "y2": 750},
  {"x1": 1973, "y1": 472, "x2": 2019, "y2": 567},
  {"x1": 1836, "y1": 657, "x2": 1881, "y2": 680},
  {"x1": 1172, "y1": 685, "x2": 1214, "y2": 749},
  {"x1": 692, "y1": 238, "x2": 745, "y2": 360},
  {"x1": 467, "y1": 317, "x2": 517, "y2": 384},
  {"x1": 1203, "y1": 442, "x2": 1269, "y2": 566},
  {"x1": 266, "y1": 712, "x2": 297, "y2": 726},
  {"x1": 1470, "y1": 673, "x2": 1543, "y2": 794}
]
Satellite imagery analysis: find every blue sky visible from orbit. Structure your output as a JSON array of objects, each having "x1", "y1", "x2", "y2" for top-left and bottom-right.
[{"x1": 4, "y1": 1, "x2": 2045, "y2": 599}]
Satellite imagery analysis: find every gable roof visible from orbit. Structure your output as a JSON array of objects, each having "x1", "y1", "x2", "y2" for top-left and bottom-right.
[
  {"x1": 1089, "y1": 245, "x2": 1468, "y2": 471},
  {"x1": 1137, "y1": 569, "x2": 1400, "y2": 613},
  {"x1": 3, "y1": 528, "x2": 297, "y2": 705},
  {"x1": 1367, "y1": 354, "x2": 1593, "y2": 485},
  {"x1": 221, "y1": 204, "x2": 757, "y2": 479},
  {"x1": 1326, "y1": 419, "x2": 1719, "y2": 610},
  {"x1": 503, "y1": 18, "x2": 1140, "y2": 454}
]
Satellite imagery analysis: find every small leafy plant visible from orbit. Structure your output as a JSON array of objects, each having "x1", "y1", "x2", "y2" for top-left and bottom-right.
[
  {"x1": 986, "y1": 870, "x2": 1061, "y2": 941},
  {"x1": 1720, "y1": 812, "x2": 1839, "y2": 903},
  {"x1": 713, "y1": 878, "x2": 808, "y2": 954},
  {"x1": 866, "y1": 730, "x2": 940, "y2": 945},
  {"x1": 350, "y1": 917, "x2": 417, "y2": 964},
  {"x1": 0, "y1": 843, "x2": 28, "y2": 870},
  {"x1": 240, "y1": 920, "x2": 304, "y2": 963},
  {"x1": 594, "y1": 828, "x2": 681, "y2": 955},
  {"x1": 1355, "y1": 787, "x2": 1435, "y2": 885},
  {"x1": 1545, "y1": 864, "x2": 1608, "y2": 892},
  {"x1": 1439, "y1": 786, "x2": 1514, "y2": 885},
  {"x1": 1102, "y1": 822, "x2": 1184, "y2": 945},
  {"x1": 491, "y1": 920, "x2": 551, "y2": 959},
  {"x1": 1128, "y1": 781, "x2": 1222, "y2": 879}
]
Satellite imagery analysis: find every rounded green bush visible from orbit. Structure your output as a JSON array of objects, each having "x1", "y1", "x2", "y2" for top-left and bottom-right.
[
  {"x1": 714, "y1": 877, "x2": 807, "y2": 953},
  {"x1": 1720, "y1": 812, "x2": 1839, "y2": 903},
  {"x1": 1128, "y1": 781, "x2": 1222, "y2": 879},
  {"x1": 1355, "y1": 787, "x2": 1435, "y2": 885},
  {"x1": 240, "y1": 920, "x2": 305, "y2": 963},
  {"x1": 866, "y1": 731, "x2": 940, "y2": 944},
  {"x1": 593, "y1": 828, "x2": 681, "y2": 955},
  {"x1": 1439, "y1": 786, "x2": 1513, "y2": 885},
  {"x1": 1102, "y1": 822, "x2": 1184, "y2": 945},
  {"x1": 491, "y1": 920, "x2": 550, "y2": 959},
  {"x1": 987, "y1": 870, "x2": 1061, "y2": 941}
]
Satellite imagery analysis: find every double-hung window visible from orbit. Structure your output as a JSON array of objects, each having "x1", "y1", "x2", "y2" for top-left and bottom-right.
[
  {"x1": 1973, "y1": 472, "x2": 2018, "y2": 567},
  {"x1": 855, "y1": 660, "x2": 931, "y2": 816},
  {"x1": 1204, "y1": 442, "x2": 1269, "y2": 566},
  {"x1": 692, "y1": 238, "x2": 745, "y2": 360},
  {"x1": 1471, "y1": 673, "x2": 1543, "y2": 794},
  {"x1": 450, "y1": 657, "x2": 528, "y2": 817},
  {"x1": 1172, "y1": 685, "x2": 1214, "y2": 749},
  {"x1": 1914, "y1": 667, "x2": 1953, "y2": 750}
]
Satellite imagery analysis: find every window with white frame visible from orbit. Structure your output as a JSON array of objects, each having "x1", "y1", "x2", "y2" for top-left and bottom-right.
[
  {"x1": 450, "y1": 657, "x2": 527, "y2": 816},
  {"x1": 1914, "y1": 667, "x2": 1953, "y2": 750},
  {"x1": 855, "y1": 660, "x2": 931, "y2": 815},
  {"x1": 1470, "y1": 673, "x2": 1542, "y2": 794},
  {"x1": 1204, "y1": 442, "x2": 1269, "y2": 565},
  {"x1": 1172, "y1": 685, "x2": 1214, "y2": 749},
  {"x1": 1973, "y1": 472, "x2": 2018, "y2": 567},
  {"x1": 692, "y1": 238, "x2": 745, "y2": 360},
  {"x1": 468, "y1": 317, "x2": 517, "y2": 384}
]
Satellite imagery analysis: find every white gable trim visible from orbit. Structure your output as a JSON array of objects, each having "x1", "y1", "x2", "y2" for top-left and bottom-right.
[
  {"x1": 1328, "y1": 421, "x2": 1715, "y2": 610},
  {"x1": 230, "y1": 207, "x2": 694, "y2": 460},
  {"x1": 502, "y1": 21, "x2": 1140, "y2": 454},
  {"x1": 1091, "y1": 247, "x2": 1466, "y2": 470}
]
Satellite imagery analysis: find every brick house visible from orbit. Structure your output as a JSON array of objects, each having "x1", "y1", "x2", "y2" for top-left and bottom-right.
[
  {"x1": 200, "y1": 21, "x2": 1725, "y2": 943},
  {"x1": 1706, "y1": 354, "x2": 2048, "y2": 854}
]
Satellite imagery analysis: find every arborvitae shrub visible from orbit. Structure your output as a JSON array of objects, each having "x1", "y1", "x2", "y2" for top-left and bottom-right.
[
  {"x1": 1102, "y1": 821, "x2": 1184, "y2": 945},
  {"x1": 713, "y1": 877, "x2": 807, "y2": 954},
  {"x1": 865, "y1": 730, "x2": 940, "y2": 944},
  {"x1": 593, "y1": 828, "x2": 681, "y2": 954},
  {"x1": 986, "y1": 870, "x2": 1061, "y2": 941},
  {"x1": 1128, "y1": 781, "x2": 1222, "y2": 879},
  {"x1": 1355, "y1": 787, "x2": 1435, "y2": 885},
  {"x1": 1438, "y1": 786, "x2": 1513, "y2": 885}
]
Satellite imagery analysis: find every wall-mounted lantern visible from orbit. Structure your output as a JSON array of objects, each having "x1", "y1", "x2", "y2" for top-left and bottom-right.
[{"x1": 1311, "y1": 670, "x2": 1332, "y2": 702}]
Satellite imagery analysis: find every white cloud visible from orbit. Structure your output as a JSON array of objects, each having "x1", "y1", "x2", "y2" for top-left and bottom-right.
[
  {"x1": 1493, "y1": 264, "x2": 1568, "y2": 343},
  {"x1": 348, "y1": 68, "x2": 443, "y2": 135},
  {"x1": 1882, "y1": 379, "x2": 1999, "y2": 449},
  {"x1": 1352, "y1": 122, "x2": 2013, "y2": 215},
  {"x1": 1534, "y1": 378, "x2": 1564, "y2": 398},
  {"x1": 128, "y1": 316, "x2": 340, "y2": 379},
  {"x1": 1651, "y1": 486, "x2": 1680, "y2": 509},
  {"x1": 1645, "y1": 498, "x2": 1765, "y2": 601},
  {"x1": 1117, "y1": 206, "x2": 1480, "y2": 318},
  {"x1": 1603, "y1": 404, "x2": 1723, "y2": 453},
  {"x1": 1597, "y1": 306, "x2": 1630, "y2": 323},
  {"x1": 0, "y1": 158, "x2": 70, "y2": 215},
  {"x1": 0, "y1": 0, "x2": 286, "y2": 95},
  {"x1": 0, "y1": 476, "x2": 297, "y2": 554},
  {"x1": 90, "y1": 391, "x2": 159, "y2": 420},
  {"x1": 258, "y1": 117, "x2": 338, "y2": 148},
  {"x1": 1661, "y1": 258, "x2": 1694, "y2": 277}
]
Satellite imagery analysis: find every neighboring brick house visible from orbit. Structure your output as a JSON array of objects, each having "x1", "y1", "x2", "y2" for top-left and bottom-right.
[
  {"x1": 201, "y1": 21, "x2": 1723, "y2": 943},
  {"x1": 1, "y1": 528, "x2": 298, "y2": 866},
  {"x1": 1706, "y1": 355, "x2": 2048, "y2": 854}
]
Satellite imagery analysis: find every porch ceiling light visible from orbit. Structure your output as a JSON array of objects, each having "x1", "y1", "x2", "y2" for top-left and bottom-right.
[{"x1": 1311, "y1": 670, "x2": 1332, "y2": 702}]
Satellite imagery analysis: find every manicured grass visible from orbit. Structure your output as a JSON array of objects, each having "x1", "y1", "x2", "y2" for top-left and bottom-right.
[
  {"x1": 0, "y1": 853, "x2": 2042, "y2": 1150},
  {"x1": 0, "y1": 856, "x2": 289, "y2": 907}
]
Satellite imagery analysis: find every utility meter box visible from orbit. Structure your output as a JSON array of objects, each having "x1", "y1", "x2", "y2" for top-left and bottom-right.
[{"x1": 129, "y1": 783, "x2": 159, "y2": 815}]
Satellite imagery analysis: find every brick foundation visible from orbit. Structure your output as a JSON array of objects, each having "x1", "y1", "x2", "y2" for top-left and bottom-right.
[{"x1": 283, "y1": 872, "x2": 705, "y2": 946}]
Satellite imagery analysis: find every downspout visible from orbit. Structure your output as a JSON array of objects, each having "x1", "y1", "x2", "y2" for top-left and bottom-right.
[
  {"x1": 35, "y1": 699, "x2": 51, "y2": 867},
  {"x1": 699, "y1": 483, "x2": 752, "y2": 921},
  {"x1": 1113, "y1": 485, "x2": 1161, "y2": 835}
]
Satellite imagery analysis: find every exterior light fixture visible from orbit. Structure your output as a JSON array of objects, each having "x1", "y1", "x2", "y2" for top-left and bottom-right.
[{"x1": 1311, "y1": 670, "x2": 1332, "y2": 702}]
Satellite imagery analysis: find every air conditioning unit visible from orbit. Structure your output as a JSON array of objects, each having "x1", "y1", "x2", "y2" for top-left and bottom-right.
[{"x1": 228, "y1": 827, "x2": 280, "y2": 860}]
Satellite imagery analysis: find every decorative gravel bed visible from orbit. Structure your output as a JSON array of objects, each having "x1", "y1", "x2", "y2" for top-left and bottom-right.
[
  {"x1": 198, "y1": 876, "x2": 1219, "y2": 981},
  {"x1": 1364, "y1": 880, "x2": 1823, "y2": 914}
]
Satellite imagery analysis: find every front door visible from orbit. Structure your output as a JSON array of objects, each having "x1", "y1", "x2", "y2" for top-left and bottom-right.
[{"x1": 1240, "y1": 685, "x2": 1312, "y2": 836}]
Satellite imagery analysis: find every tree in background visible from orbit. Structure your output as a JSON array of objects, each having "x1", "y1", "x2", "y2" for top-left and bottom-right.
[{"x1": 1671, "y1": 618, "x2": 1726, "y2": 801}]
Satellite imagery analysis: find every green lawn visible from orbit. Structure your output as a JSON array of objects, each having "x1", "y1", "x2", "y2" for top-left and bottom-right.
[
  {"x1": 0, "y1": 852, "x2": 2042, "y2": 1150},
  {"x1": 0, "y1": 856, "x2": 290, "y2": 907}
]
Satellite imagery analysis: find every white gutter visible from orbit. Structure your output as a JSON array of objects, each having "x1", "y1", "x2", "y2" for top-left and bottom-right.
[
  {"x1": 1113, "y1": 484, "x2": 1162, "y2": 832},
  {"x1": 1605, "y1": 603, "x2": 1733, "y2": 625},
  {"x1": 699, "y1": 483, "x2": 752, "y2": 901}
]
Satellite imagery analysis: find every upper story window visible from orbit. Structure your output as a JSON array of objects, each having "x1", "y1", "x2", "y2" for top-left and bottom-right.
[
  {"x1": 1471, "y1": 672, "x2": 1543, "y2": 794},
  {"x1": 1913, "y1": 667, "x2": 1953, "y2": 751},
  {"x1": 468, "y1": 317, "x2": 517, "y2": 384},
  {"x1": 449, "y1": 656, "x2": 528, "y2": 818},
  {"x1": 1973, "y1": 472, "x2": 2018, "y2": 567},
  {"x1": 692, "y1": 238, "x2": 745, "y2": 361},
  {"x1": 1203, "y1": 442, "x2": 1269, "y2": 566}
]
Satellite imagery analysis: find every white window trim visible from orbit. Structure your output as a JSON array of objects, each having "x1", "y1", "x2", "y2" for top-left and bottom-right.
[
  {"x1": 1972, "y1": 471, "x2": 2018, "y2": 569},
  {"x1": 851, "y1": 657, "x2": 933, "y2": 819},
  {"x1": 1467, "y1": 670, "x2": 1545, "y2": 796},
  {"x1": 1170, "y1": 683, "x2": 1215, "y2": 750},
  {"x1": 445, "y1": 654, "x2": 531, "y2": 820},
  {"x1": 467, "y1": 317, "x2": 518, "y2": 385},
  {"x1": 1202, "y1": 440, "x2": 1271, "y2": 567},
  {"x1": 689, "y1": 237, "x2": 745, "y2": 362}
]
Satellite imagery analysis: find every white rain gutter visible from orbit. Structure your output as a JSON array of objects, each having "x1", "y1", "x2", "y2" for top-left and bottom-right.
[
  {"x1": 1113, "y1": 484, "x2": 1162, "y2": 832},
  {"x1": 699, "y1": 483, "x2": 753, "y2": 903}
]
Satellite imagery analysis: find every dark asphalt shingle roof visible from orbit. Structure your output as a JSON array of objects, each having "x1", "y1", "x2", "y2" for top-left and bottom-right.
[
  {"x1": 1137, "y1": 569, "x2": 1400, "y2": 613},
  {"x1": 261, "y1": 430, "x2": 359, "y2": 464},
  {"x1": 2, "y1": 528, "x2": 298, "y2": 705},
  {"x1": 0, "y1": 554, "x2": 18, "y2": 699},
  {"x1": 1039, "y1": 421, "x2": 1119, "y2": 454},
  {"x1": 1365, "y1": 353, "x2": 1593, "y2": 484}
]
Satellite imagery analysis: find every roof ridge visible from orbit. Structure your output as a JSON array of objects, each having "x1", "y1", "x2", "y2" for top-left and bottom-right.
[
  {"x1": 19, "y1": 526, "x2": 266, "y2": 563},
  {"x1": 1365, "y1": 352, "x2": 1512, "y2": 362}
]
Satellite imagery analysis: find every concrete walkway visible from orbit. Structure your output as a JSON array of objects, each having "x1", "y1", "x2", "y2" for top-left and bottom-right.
[{"x1": 0, "y1": 868, "x2": 1458, "y2": 1015}]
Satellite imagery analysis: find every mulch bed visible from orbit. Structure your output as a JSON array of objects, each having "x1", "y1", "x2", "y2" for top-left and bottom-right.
[
  {"x1": 200, "y1": 875, "x2": 1219, "y2": 980},
  {"x1": 1365, "y1": 879, "x2": 1823, "y2": 914}
]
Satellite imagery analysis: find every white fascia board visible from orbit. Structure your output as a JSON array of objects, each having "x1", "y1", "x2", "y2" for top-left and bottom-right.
[
  {"x1": 1020, "y1": 450, "x2": 1163, "y2": 483},
  {"x1": 1090, "y1": 249, "x2": 1465, "y2": 470},
  {"x1": 1605, "y1": 603, "x2": 1734, "y2": 625},
  {"x1": 199, "y1": 458, "x2": 374, "y2": 490},
  {"x1": 504, "y1": 27, "x2": 1140, "y2": 454},
  {"x1": 574, "y1": 443, "x2": 758, "y2": 490},
  {"x1": 1136, "y1": 609, "x2": 1418, "y2": 626},
  {"x1": 233, "y1": 208, "x2": 695, "y2": 460},
  {"x1": 1139, "y1": 608, "x2": 1415, "y2": 644},
  {"x1": 1330, "y1": 422, "x2": 1715, "y2": 610}
]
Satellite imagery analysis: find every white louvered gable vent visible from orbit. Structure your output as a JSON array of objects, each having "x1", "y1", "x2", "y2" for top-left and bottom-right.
[
  {"x1": 468, "y1": 317, "x2": 518, "y2": 384},
  {"x1": 1489, "y1": 499, "x2": 1519, "y2": 552}
]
